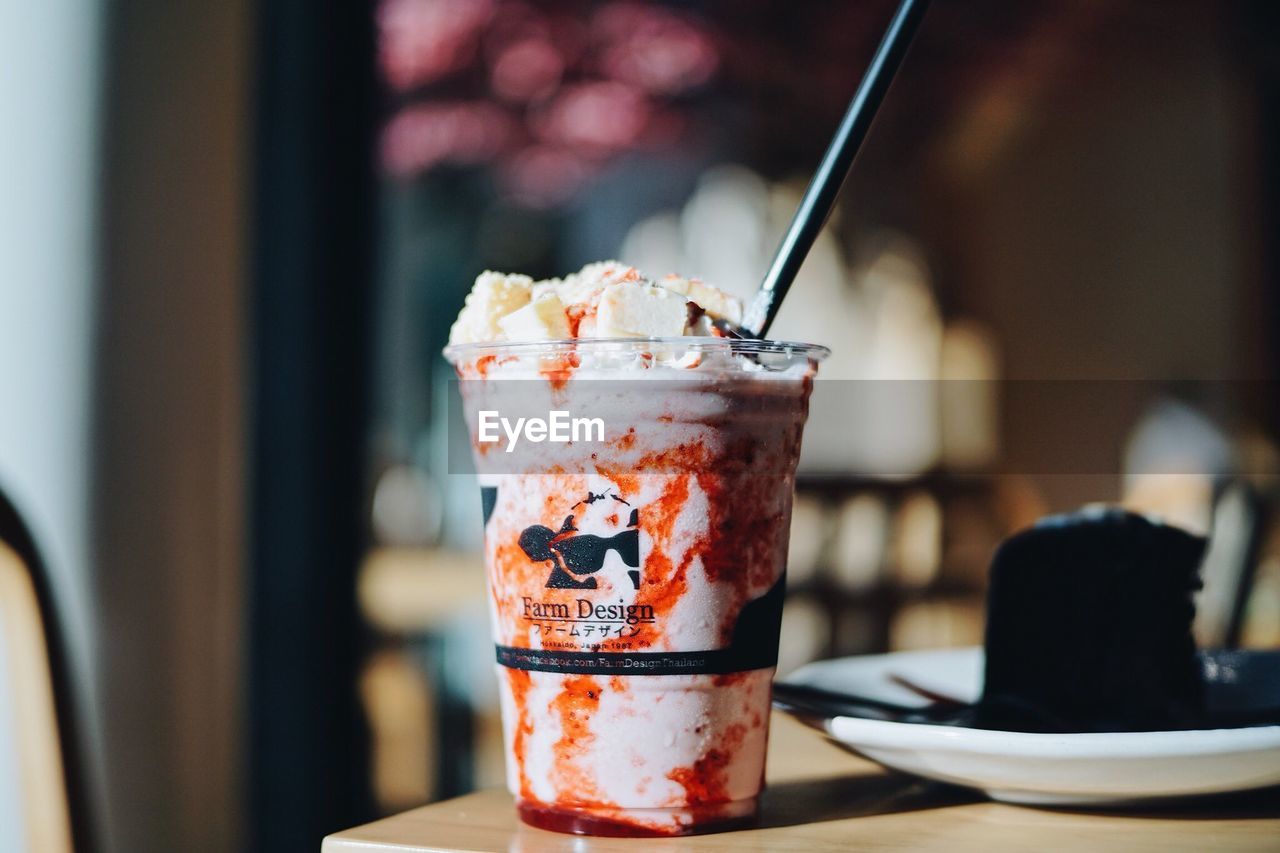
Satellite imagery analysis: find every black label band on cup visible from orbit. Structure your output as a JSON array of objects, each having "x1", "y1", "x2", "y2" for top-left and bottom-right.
[
  {"x1": 495, "y1": 645, "x2": 777, "y2": 676},
  {"x1": 495, "y1": 577, "x2": 789, "y2": 676}
]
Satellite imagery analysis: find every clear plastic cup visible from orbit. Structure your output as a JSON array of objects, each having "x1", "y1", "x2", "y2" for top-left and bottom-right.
[{"x1": 445, "y1": 337, "x2": 827, "y2": 836}]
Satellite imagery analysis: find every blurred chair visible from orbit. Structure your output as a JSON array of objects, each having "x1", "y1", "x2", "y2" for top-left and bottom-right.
[{"x1": 0, "y1": 491, "x2": 92, "y2": 852}]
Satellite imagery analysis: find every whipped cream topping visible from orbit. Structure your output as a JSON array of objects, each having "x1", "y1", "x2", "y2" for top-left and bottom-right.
[{"x1": 448, "y1": 261, "x2": 744, "y2": 345}]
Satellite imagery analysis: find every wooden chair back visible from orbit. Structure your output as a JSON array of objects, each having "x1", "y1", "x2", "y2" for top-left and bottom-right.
[
  {"x1": 0, "y1": 539, "x2": 73, "y2": 852},
  {"x1": 0, "y1": 491, "x2": 91, "y2": 852}
]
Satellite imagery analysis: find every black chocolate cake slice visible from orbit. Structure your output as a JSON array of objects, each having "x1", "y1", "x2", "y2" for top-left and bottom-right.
[{"x1": 978, "y1": 507, "x2": 1206, "y2": 733}]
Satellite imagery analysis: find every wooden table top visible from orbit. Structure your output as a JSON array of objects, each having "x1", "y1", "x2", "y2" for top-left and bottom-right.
[{"x1": 324, "y1": 713, "x2": 1280, "y2": 852}]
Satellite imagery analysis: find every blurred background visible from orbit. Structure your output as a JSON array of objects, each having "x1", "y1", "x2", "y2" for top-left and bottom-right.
[{"x1": 0, "y1": 0, "x2": 1278, "y2": 851}]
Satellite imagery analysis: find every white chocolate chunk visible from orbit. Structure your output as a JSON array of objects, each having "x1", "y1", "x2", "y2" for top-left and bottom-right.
[
  {"x1": 657, "y1": 274, "x2": 692, "y2": 296},
  {"x1": 556, "y1": 261, "x2": 638, "y2": 307},
  {"x1": 658, "y1": 275, "x2": 742, "y2": 325},
  {"x1": 498, "y1": 294, "x2": 571, "y2": 341},
  {"x1": 448, "y1": 271, "x2": 532, "y2": 344},
  {"x1": 686, "y1": 279, "x2": 743, "y2": 325},
  {"x1": 596, "y1": 283, "x2": 689, "y2": 338}
]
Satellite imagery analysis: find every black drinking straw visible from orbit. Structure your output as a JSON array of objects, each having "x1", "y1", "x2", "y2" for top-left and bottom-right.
[{"x1": 742, "y1": 0, "x2": 932, "y2": 338}]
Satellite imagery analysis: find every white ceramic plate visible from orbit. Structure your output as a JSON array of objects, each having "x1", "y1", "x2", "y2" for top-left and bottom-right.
[{"x1": 780, "y1": 647, "x2": 1280, "y2": 806}]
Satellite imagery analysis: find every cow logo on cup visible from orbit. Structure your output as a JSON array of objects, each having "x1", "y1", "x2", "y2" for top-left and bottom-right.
[{"x1": 518, "y1": 491, "x2": 641, "y2": 590}]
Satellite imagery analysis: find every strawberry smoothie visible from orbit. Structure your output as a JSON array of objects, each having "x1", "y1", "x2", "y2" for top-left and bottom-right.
[{"x1": 445, "y1": 263, "x2": 826, "y2": 835}]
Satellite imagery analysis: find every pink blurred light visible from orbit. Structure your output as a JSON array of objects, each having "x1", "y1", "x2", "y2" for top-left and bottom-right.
[
  {"x1": 592, "y1": 2, "x2": 718, "y2": 94},
  {"x1": 500, "y1": 145, "x2": 594, "y2": 208},
  {"x1": 378, "y1": 0, "x2": 495, "y2": 90},
  {"x1": 490, "y1": 37, "x2": 564, "y2": 103},
  {"x1": 381, "y1": 102, "x2": 514, "y2": 175},
  {"x1": 532, "y1": 81, "x2": 651, "y2": 152},
  {"x1": 375, "y1": 0, "x2": 721, "y2": 204}
]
